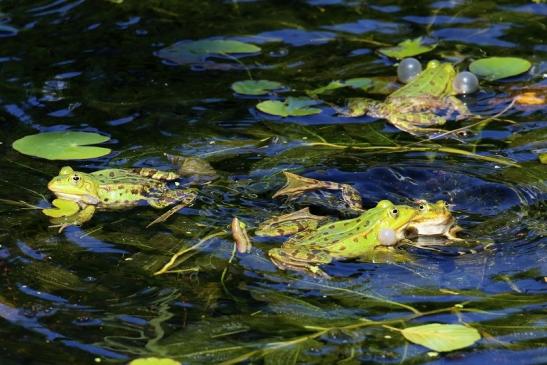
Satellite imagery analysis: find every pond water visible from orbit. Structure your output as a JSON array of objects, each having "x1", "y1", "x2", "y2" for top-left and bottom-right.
[{"x1": 0, "y1": 0, "x2": 545, "y2": 364}]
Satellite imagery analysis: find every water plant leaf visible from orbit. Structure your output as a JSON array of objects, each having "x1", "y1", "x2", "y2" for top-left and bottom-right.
[
  {"x1": 129, "y1": 358, "x2": 180, "y2": 365},
  {"x1": 539, "y1": 153, "x2": 547, "y2": 164},
  {"x1": 42, "y1": 199, "x2": 80, "y2": 218},
  {"x1": 379, "y1": 37, "x2": 437, "y2": 59},
  {"x1": 469, "y1": 57, "x2": 531, "y2": 81},
  {"x1": 12, "y1": 131, "x2": 111, "y2": 160},
  {"x1": 256, "y1": 97, "x2": 321, "y2": 117},
  {"x1": 401, "y1": 323, "x2": 481, "y2": 352},
  {"x1": 157, "y1": 39, "x2": 261, "y2": 65},
  {"x1": 232, "y1": 80, "x2": 283, "y2": 95}
]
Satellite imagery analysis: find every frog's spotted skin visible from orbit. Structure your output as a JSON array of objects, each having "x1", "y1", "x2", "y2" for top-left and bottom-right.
[
  {"x1": 407, "y1": 200, "x2": 462, "y2": 240},
  {"x1": 47, "y1": 166, "x2": 197, "y2": 229},
  {"x1": 347, "y1": 60, "x2": 471, "y2": 136},
  {"x1": 255, "y1": 208, "x2": 329, "y2": 237},
  {"x1": 268, "y1": 200, "x2": 417, "y2": 278}
]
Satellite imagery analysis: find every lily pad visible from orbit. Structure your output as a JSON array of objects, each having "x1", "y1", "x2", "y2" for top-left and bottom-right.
[
  {"x1": 401, "y1": 323, "x2": 481, "y2": 352},
  {"x1": 129, "y1": 358, "x2": 180, "y2": 365},
  {"x1": 256, "y1": 97, "x2": 321, "y2": 117},
  {"x1": 379, "y1": 37, "x2": 437, "y2": 59},
  {"x1": 157, "y1": 39, "x2": 261, "y2": 65},
  {"x1": 43, "y1": 199, "x2": 80, "y2": 218},
  {"x1": 12, "y1": 131, "x2": 111, "y2": 160},
  {"x1": 231, "y1": 80, "x2": 283, "y2": 95},
  {"x1": 469, "y1": 57, "x2": 531, "y2": 81},
  {"x1": 539, "y1": 153, "x2": 547, "y2": 164}
]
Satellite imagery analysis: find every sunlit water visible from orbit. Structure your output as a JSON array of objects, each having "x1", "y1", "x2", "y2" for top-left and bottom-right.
[{"x1": 0, "y1": 0, "x2": 545, "y2": 364}]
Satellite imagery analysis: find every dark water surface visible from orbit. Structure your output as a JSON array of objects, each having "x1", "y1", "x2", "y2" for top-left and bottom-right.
[{"x1": 0, "y1": 0, "x2": 545, "y2": 364}]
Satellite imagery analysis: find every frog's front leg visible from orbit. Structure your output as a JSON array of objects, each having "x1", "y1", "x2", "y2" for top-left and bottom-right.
[
  {"x1": 49, "y1": 205, "x2": 96, "y2": 232},
  {"x1": 444, "y1": 96, "x2": 471, "y2": 120},
  {"x1": 344, "y1": 98, "x2": 383, "y2": 117},
  {"x1": 268, "y1": 248, "x2": 332, "y2": 278}
]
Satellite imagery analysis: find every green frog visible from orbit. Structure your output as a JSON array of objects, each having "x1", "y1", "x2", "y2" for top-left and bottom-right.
[
  {"x1": 266, "y1": 200, "x2": 417, "y2": 278},
  {"x1": 347, "y1": 60, "x2": 471, "y2": 135},
  {"x1": 405, "y1": 200, "x2": 462, "y2": 240},
  {"x1": 46, "y1": 166, "x2": 198, "y2": 230}
]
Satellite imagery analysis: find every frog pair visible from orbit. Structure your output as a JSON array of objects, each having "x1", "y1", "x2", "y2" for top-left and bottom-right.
[{"x1": 259, "y1": 199, "x2": 459, "y2": 278}]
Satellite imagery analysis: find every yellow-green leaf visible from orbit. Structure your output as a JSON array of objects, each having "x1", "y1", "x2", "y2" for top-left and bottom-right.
[
  {"x1": 539, "y1": 153, "x2": 547, "y2": 164},
  {"x1": 43, "y1": 199, "x2": 80, "y2": 218},
  {"x1": 469, "y1": 57, "x2": 531, "y2": 81},
  {"x1": 256, "y1": 97, "x2": 321, "y2": 117},
  {"x1": 401, "y1": 323, "x2": 481, "y2": 352},
  {"x1": 379, "y1": 37, "x2": 437, "y2": 59}
]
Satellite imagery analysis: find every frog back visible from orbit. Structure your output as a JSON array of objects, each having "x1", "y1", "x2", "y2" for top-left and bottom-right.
[
  {"x1": 91, "y1": 169, "x2": 166, "y2": 208},
  {"x1": 286, "y1": 209, "x2": 382, "y2": 258},
  {"x1": 389, "y1": 60, "x2": 456, "y2": 99}
]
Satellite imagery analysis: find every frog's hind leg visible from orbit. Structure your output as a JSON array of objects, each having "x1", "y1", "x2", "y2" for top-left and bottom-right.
[
  {"x1": 146, "y1": 188, "x2": 198, "y2": 227},
  {"x1": 268, "y1": 248, "x2": 331, "y2": 279},
  {"x1": 387, "y1": 112, "x2": 447, "y2": 136},
  {"x1": 131, "y1": 168, "x2": 180, "y2": 181}
]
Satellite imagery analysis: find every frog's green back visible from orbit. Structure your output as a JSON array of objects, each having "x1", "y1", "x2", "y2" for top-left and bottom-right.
[{"x1": 389, "y1": 60, "x2": 456, "y2": 99}]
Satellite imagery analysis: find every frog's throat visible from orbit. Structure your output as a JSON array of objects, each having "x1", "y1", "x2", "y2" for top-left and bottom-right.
[{"x1": 52, "y1": 192, "x2": 100, "y2": 205}]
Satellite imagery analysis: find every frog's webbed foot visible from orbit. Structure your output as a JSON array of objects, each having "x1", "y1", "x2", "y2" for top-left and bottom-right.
[{"x1": 273, "y1": 171, "x2": 363, "y2": 210}]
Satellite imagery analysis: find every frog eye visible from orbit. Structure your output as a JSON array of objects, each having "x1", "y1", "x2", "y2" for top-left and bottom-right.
[
  {"x1": 390, "y1": 208, "x2": 399, "y2": 217},
  {"x1": 71, "y1": 175, "x2": 80, "y2": 183},
  {"x1": 418, "y1": 204, "x2": 426, "y2": 211}
]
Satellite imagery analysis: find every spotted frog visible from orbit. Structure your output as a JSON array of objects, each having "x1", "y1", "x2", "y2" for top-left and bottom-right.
[
  {"x1": 47, "y1": 166, "x2": 197, "y2": 230},
  {"x1": 266, "y1": 200, "x2": 417, "y2": 278},
  {"x1": 347, "y1": 60, "x2": 471, "y2": 135}
]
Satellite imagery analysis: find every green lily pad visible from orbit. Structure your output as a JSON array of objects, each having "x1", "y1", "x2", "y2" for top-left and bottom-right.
[
  {"x1": 231, "y1": 80, "x2": 283, "y2": 95},
  {"x1": 539, "y1": 153, "x2": 547, "y2": 164},
  {"x1": 401, "y1": 323, "x2": 481, "y2": 352},
  {"x1": 157, "y1": 39, "x2": 261, "y2": 65},
  {"x1": 12, "y1": 131, "x2": 111, "y2": 160},
  {"x1": 256, "y1": 97, "x2": 321, "y2": 117},
  {"x1": 43, "y1": 199, "x2": 80, "y2": 218},
  {"x1": 128, "y1": 358, "x2": 180, "y2": 365},
  {"x1": 379, "y1": 37, "x2": 437, "y2": 59},
  {"x1": 469, "y1": 57, "x2": 531, "y2": 81}
]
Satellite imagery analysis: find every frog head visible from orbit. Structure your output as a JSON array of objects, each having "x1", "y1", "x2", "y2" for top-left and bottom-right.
[
  {"x1": 406, "y1": 199, "x2": 455, "y2": 237},
  {"x1": 47, "y1": 166, "x2": 100, "y2": 205},
  {"x1": 390, "y1": 60, "x2": 458, "y2": 99},
  {"x1": 371, "y1": 200, "x2": 417, "y2": 241}
]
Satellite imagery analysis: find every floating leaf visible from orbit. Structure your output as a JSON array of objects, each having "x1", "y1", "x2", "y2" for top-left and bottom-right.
[
  {"x1": 232, "y1": 80, "x2": 283, "y2": 95},
  {"x1": 379, "y1": 37, "x2": 437, "y2": 59},
  {"x1": 129, "y1": 358, "x2": 180, "y2": 365},
  {"x1": 256, "y1": 97, "x2": 321, "y2": 117},
  {"x1": 157, "y1": 39, "x2": 261, "y2": 65},
  {"x1": 469, "y1": 57, "x2": 531, "y2": 81},
  {"x1": 12, "y1": 131, "x2": 111, "y2": 160},
  {"x1": 539, "y1": 153, "x2": 547, "y2": 164},
  {"x1": 42, "y1": 199, "x2": 80, "y2": 218},
  {"x1": 401, "y1": 323, "x2": 481, "y2": 352}
]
